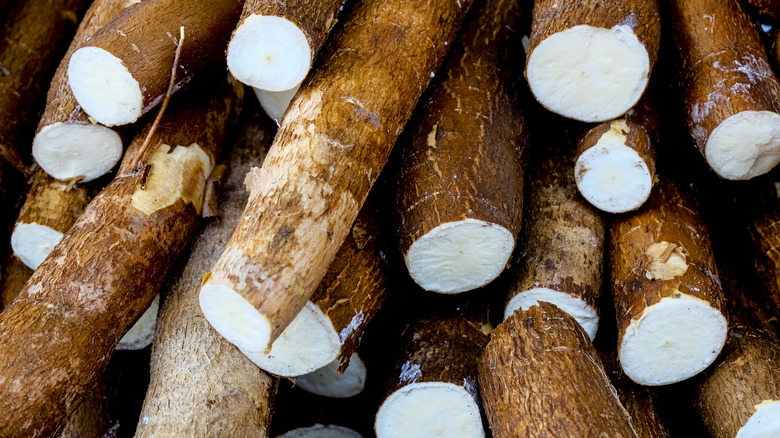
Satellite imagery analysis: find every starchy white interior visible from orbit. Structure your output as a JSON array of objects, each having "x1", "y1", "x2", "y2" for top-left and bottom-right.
[
  {"x1": 68, "y1": 47, "x2": 142, "y2": 126},
  {"x1": 376, "y1": 382, "x2": 484, "y2": 438},
  {"x1": 706, "y1": 111, "x2": 780, "y2": 180},
  {"x1": 199, "y1": 283, "x2": 272, "y2": 354},
  {"x1": 276, "y1": 424, "x2": 363, "y2": 438},
  {"x1": 575, "y1": 124, "x2": 652, "y2": 213},
  {"x1": 619, "y1": 293, "x2": 727, "y2": 386},
  {"x1": 526, "y1": 24, "x2": 649, "y2": 122},
  {"x1": 737, "y1": 400, "x2": 780, "y2": 438},
  {"x1": 405, "y1": 219, "x2": 514, "y2": 294},
  {"x1": 504, "y1": 288, "x2": 599, "y2": 340},
  {"x1": 296, "y1": 354, "x2": 366, "y2": 398},
  {"x1": 253, "y1": 83, "x2": 301, "y2": 125},
  {"x1": 240, "y1": 301, "x2": 340, "y2": 377},
  {"x1": 11, "y1": 223, "x2": 63, "y2": 270},
  {"x1": 33, "y1": 123, "x2": 123, "y2": 182},
  {"x1": 117, "y1": 294, "x2": 159, "y2": 350},
  {"x1": 227, "y1": 15, "x2": 311, "y2": 92}
]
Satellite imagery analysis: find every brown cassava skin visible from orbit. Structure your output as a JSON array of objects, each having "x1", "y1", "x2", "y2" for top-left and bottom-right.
[
  {"x1": 669, "y1": 0, "x2": 780, "y2": 175},
  {"x1": 0, "y1": 255, "x2": 33, "y2": 309},
  {"x1": 57, "y1": 362, "x2": 121, "y2": 438},
  {"x1": 0, "y1": 82, "x2": 240, "y2": 438},
  {"x1": 14, "y1": 169, "x2": 90, "y2": 239},
  {"x1": 0, "y1": 0, "x2": 88, "y2": 195},
  {"x1": 752, "y1": 205, "x2": 780, "y2": 319},
  {"x1": 507, "y1": 150, "x2": 605, "y2": 318},
  {"x1": 135, "y1": 117, "x2": 277, "y2": 438},
  {"x1": 745, "y1": 0, "x2": 780, "y2": 19},
  {"x1": 73, "y1": 0, "x2": 243, "y2": 125},
  {"x1": 203, "y1": 0, "x2": 473, "y2": 345},
  {"x1": 395, "y1": 0, "x2": 528, "y2": 259},
  {"x1": 611, "y1": 177, "x2": 727, "y2": 364},
  {"x1": 479, "y1": 302, "x2": 637, "y2": 438}
]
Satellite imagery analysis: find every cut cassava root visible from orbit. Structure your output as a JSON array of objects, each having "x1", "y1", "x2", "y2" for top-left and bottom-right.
[
  {"x1": 67, "y1": 0, "x2": 242, "y2": 126},
  {"x1": 504, "y1": 146, "x2": 604, "y2": 340},
  {"x1": 395, "y1": 0, "x2": 527, "y2": 294},
  {"x1": 295, "y1": 354, "x2": 367, "y2": 398},
  {"x1": 525, "y1": 0, "x2": 660, "y2": 122},
  {"x1": 611, "y1": 177, "x2": 728, "y2": 386},
  {"x1": 254, "y1": 83, "x2": 302, "y2": 125},
  {"x1": 199, "y1": 0, "x2": 473, "y2": 355},
  {"x1": 670, "y1": 0, "x2": 780, "y2": 180}
]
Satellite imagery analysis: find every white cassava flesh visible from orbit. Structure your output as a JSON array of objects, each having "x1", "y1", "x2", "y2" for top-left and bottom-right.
[
  {"x1": 575, "y1": 121, "x2": 652, "y2": 213},
  {"x1": 526, "y1": 25, "x2": 649, "y2": 122},
  {"x1": 199, "y1": 283, "x2": 273, "y2": 354},
  {"x1": 375, "y1": 382, "x2": 484, "y2": 438},
  {"x1": 705, "y1": 111, "x2": 780, "y2": 180},
  {"x1": 253, "y1": 82, "x2": 301, "y2": 125},
  {"x1": 737, "y1": 400, "x2": 780, "y2": 438},
  {"x1": 11, "y1": 223, "x2": 63, "y2": 270},
  {"x1": 32, "y1": 123, "x2": 123, "y2": 182},
  {"x1": 68, "y1": 46, "x2": 143, "y2": 126},
  {"x1": 227, "y1": 15, "x2": 311, "y2": 92},
  {"x1": 405, "y1": 218, "x2": 514, "y2": 294},
  {"x1": 116, "y1": 294, "x2": 159, "y2": 350},
  {"x1": 276, "y1": 424, "x2": 363, "y2": 438},
  {"x1": 296, "y1": 354, "x2": 366, "y2": 398},
  {"x1": 504, "y1": 289, "x2": 599, "y2": 340},
  {"x1": 239, "y1": 301, "x2": 341, "y2": 377},
  {"x1": 619, "y1": 293, "x2": 727, "y2": 386}
]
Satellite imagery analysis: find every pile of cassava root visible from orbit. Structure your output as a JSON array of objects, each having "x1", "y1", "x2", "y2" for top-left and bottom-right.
[{"x1": 2, "y1": 0, "x2": 780, "y2": 436}]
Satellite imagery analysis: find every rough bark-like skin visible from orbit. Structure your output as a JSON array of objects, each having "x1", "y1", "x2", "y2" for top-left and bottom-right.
[
  {"x1": 0, "y1": 255, "x2": 33, "y2": 308},
  {"x1": 745, "y1": 0, "x2": 780, "y2": 19},
  {"x1": 74, "y1": 0, "x2": 243, "y2": 124},
  {"x1": 0, "y1": 0, "x2": 88, "y2": 194},
  {"x1": 395, "y1": 0, "x2": 528, "y2": 257},
  {"x1": 203, "y1": 0, "x2": 473, "y2": 344},
  {"x1": 235, "y1": 0, "x2": 348, "y2": 67},
  {"x1": 57, "y1": 361, "x2": 121, "y2": 438},
  {"x1": 611, "y1": 177, "x2": 727, "y2": 358},
  {"x1": 526, "y1": 0, "x2": 660, "y2": 95},
  {"x1": 15, "y1": 168, "x2": 90, "y2": 234},
  {"x1": 135, "y1": 117, "x2": 276, "y2": 438},
  {"x1": 479, "y1": 302, "x2": 637, "y2": 438},
  {"x1": 0, "y1": 82, "x2": 240, "y2": 438},
  {"x1": 752, "y1": 206, "x2": 780, "y2": 319},
  {"x1": 508, "y1": 150, "x2": 605, "y2": 314},
  {"x1": 35, "y1": 0, "x2": 134, "y2": 144},
  {"x1": 669, "y1": 0, "x2": 780, "y2": 167}
]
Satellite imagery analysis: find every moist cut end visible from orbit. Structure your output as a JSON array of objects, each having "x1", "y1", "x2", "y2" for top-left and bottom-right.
[
  {"x1": 526, "y1": 24, "x2": 650, "y2": 122},
  {"x1": 619, "y1": 293, "x2": 727, "y2": 386},
  {"x1": 227, "y1": 14, "x2": 311, "y2": 92},
  {"x1": 33, "y1": 123, "x2": 123, "y2": 182},
  {"x1": 405, "y1": 218, "x2": 514, "y2": 294},
  {"x1": 253, "y1": 83, "x2": 301, "y2": 125},
  {"x1": 239, "y1": 301, "x2": 341, "y2": 377},
  {"x1": 375, "y1": 382, "x2": 485, "y2": 438},
  {"x1": 296, "y1": 354, "x2": 367, "y2": 398},
  {"x1": 199, "y1": 283, "x2": 273, "y2": 355},
  {"x1": 737, "y1": 400, "x2": 780, "y2": 438},
  {"x1": 68, "y1": 46, "x2": 143, "y2": 126},
  {"x1": 11, "y1": 223, "x2": 64, "y2": 270},
  {"x1": 705, "y1": 111, "x2": 780, "y2": 180},
  {"x1": 504, "y1": 288, "x2": 599, "y2": 340},
  {"x1": 276, "y1": 424, "x2": 363, "y2": 438}
]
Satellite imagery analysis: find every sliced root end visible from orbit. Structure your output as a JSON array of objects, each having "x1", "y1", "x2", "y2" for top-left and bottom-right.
[
  {"x1": 526, "y1": 24, "x2": 649, "y2": 122},
  {"x1": 11, "y1": 223, "x2": 64, "y2": 270},
  {"x1": 33, "y1": 123, "x2": 123, "y2": 182},
  {"x1": 737, "y1": 400, "x2": 780, "y2": 438},
  {"x1": 706, "y1": 111, "x2": 780, "y2": 180},
  {"x1": 296, "y1": 354, "x2": 366, "y2": 398},
  {"x1": 277, "y1": 424, "x2": 363, "y2": 438},
  {"x1": 405, "y1": 219, "x2": 514, "y2": 294},
  {"x1": 253, "y1": 83, "x2": 301, "y2": 125},
  {"x1": 504, "y1": 288, "x2": 599, "y2": 340},
  {"x1": 199, "y1": 283, "x2": 272, "y2": 354},
  {"x1": 227, "y1": 15, "x2": 311, "y2": 92},
  {"x1": 375, "y1": 382, "x2": 485, "y2": 438},
  {"x1": 619, "y1": 293, "x2": 727, "y2": 385},
  {"x1": 116, "y1": 294, "x2": 159, "y2": 350}
]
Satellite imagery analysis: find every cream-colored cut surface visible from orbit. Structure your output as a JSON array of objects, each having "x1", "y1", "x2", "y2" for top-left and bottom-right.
[
  {"x1": 644, "y1": 241, "x2": 688, "y2": 281},
  {"x1": 131, "y1": 143, "x2": 212, "y2": 216},
  {"x1": 737, "y1": 400, "x2": 780, "y2": 438},
  {"x1": 253, "y1": 83, "x2": 301, "y2": 125},
  {"x1": 116, "y1": 294, "x2": 159, "y2": 350},
  {"x1": 526, "y1": 24, "x2": 650, "y2": 122},
  {"x1": 239, "y1": 301, "x2": 341, "y2": 377},
  {"x1": 575, "y1": 120, "x2": 653, "y2": 213},
  {"x1": 68, "y1": 46, "x2": 143, "y2": 126},
  {"x1": 375, "y1": 382, "x2": 484, "y2": 438},
  {"x1": 504, "y1": 289, "x2": 599, "y2": 340},
  {"x1": 276, "y1": 424, "x2": 363, "y2": 438},
  {"x1": 405, "y1": 219, "x2": 514, "y2": 294},
  {"x1": 33, "y1": 123, "x2": 123, "y2": 182},
  {"x1": 619, "y1": 293, "x2": 727, "y2": 386},
  {"x1": 199, "y1": 283, "x2": 273, "y2": 354},
  {"x1": 11, "y1": 223, "x2": 63, "y2": 270},
  {"x1": 705, "y1": 111, "x2": 780, "y2": 180},
  {"x1": 227, "y1": 15, "x2": 311, "y2": 92},
  {"x1": 296, "y1": 354, "x2": 366, "y2": 398}
]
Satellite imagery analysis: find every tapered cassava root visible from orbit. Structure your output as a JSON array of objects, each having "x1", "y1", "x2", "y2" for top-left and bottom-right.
[{"x1": 198, "y1": 0, "x2": 473, "y2": 355}]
